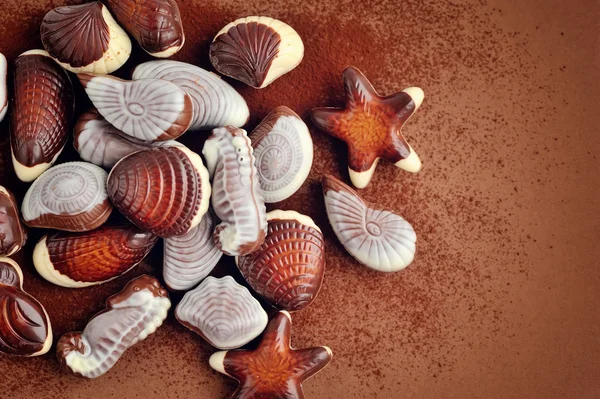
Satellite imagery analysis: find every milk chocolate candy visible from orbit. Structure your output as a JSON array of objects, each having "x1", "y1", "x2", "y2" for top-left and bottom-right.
[
  {"x1": 0, "y1": 53, "x2": 7, "y2": 122},
  {"x1": 57, "y1": 275, "x2": 170, "y2": 378},
  {"x1": 40, "y1": 2, "x2": 131, "y2": 74},
  {"x1": 210, "y1": 16, "x2": 304, "y2": 89},
  {"x1": 0, "y1": 187, "x2": 27, "y2": 256},
  {"x1": 10, "y1": 50, "x2": 74, "y2": 182}
]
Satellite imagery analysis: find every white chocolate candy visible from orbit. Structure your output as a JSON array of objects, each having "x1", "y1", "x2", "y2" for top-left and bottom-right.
[{"x1": 0, "y1": 53, "x2": 7, "y2": 122}]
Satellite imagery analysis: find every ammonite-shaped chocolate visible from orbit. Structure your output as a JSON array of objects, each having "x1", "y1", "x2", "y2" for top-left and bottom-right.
[
  {"x1": 210, "y1": 16, "x2": 304, "y2": 89},
  {"x1": 132, "y1": 60, "x2": 250, "y2": 130},
  {"x1": 10, "y1": 50, "x2": 74, "y2": 182},
  {"x1": 236, "y1": 210, "x2": 325, "y2": 312},
  {"x1": 108, "y1": 146, "x2": 211, "y2": 238},
  {"x1": 0, "y1": 257, "x2": 52, "y2": 357},
  {"x1": 202, "y1": 126, "x2": 267, "y2": 256},
  {"x1": 57, "y1": 275, "x2": 170, "y2": 378},
  {"x1": 175, "y1": 276, "x2": 267, "y2": 350},
  {"x1": 21, "y1": 162, "x2": 112, "y2": 232},
  {"x1": 33, "y1": 225, "x2": 157, "y2": 288},
  {"x1": 0, "y1": 53, "x2": 7, "y2": 122},
  {"x1": 163, "y1": 211, "x2": 222, "y2": 291},
  {"x1": 79, "y1": 74, "x2": 193, "y2": 142},
  {"x1": 322, "y1": 175, "x2": 416, "y2": 272},
  {"x1": 0, "y1": 187, "x2": 27, "y2": 256},
  {"x1": 105, "y1": 0, "x2": 185, "y2": 57},
  {"x1": 250, "y1": 106, "x2": 313, "y2": 203},
  {"x1": 40, "y1": 2, "x2": 131, "y2": 74}
]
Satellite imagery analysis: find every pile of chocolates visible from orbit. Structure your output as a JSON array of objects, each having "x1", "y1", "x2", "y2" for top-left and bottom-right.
[{"x1": 0, "y1": 0, "x2": 424, "y2": 397}]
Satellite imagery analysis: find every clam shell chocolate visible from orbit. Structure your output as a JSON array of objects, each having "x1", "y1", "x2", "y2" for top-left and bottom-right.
[
  {"x1": 40, "y1": 2, "x2": 131, "y2": 74},
  {"x1": 210, "y1": 16, "x2": 304, "y2": 89},
  {"x1": 108, "y1": 146, "x2": 211, "y2": 238},
  {"x1": 0, "y1": 53, "x2": 7, "y2": 122},
  {"x1": 0, "y1": 186, "x2": 27, "y2": 256},
  {"x1": 175, "y1": 276, "x2": 268, "y2": 350}
]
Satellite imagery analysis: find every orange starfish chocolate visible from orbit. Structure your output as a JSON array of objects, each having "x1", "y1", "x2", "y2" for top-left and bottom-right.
[
  {"x1": 311, "y1": 66, "x2": 423, "y2": 188},
  {"x1": 209, "y1": 311, "x2": 332, "y2": 399}
]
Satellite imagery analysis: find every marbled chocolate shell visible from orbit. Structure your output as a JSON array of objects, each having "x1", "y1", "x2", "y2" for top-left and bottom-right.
[
  {"x1": 10, "y1": 50, "x2": 74, "y2": 182},
  {"x1": 175, "y1": 276, "x2": 267, "y2": 350},
  {"x1": 33, "y1": 225, "x2": 157, "y2": 288},
  {"x1": 21, "y1": 162, "x2": 112, "y2": 232},
  {"x1": 0, "y1": 53, "x2": 7, "y2": 122},
  {"x1": 132, "y1": 60, "x2": 249, "y2": 130},
  {"x1": 0, "y1": 186, "x2": 27, "y2": 256},
  {"x1": 79, "y1": 74, "x2": 193, "y2": 142},
  {"x1": 236, "y1": 210, "x2": 325, "y2": 312},
  {"x1": 108, "y1": 146, "x2": 211, "y2": 238}
]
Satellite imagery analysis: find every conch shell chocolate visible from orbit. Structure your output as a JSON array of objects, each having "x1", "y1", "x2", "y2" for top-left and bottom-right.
[{"x1": 0, "y1": 53, "x2": 7, "y2": 122}]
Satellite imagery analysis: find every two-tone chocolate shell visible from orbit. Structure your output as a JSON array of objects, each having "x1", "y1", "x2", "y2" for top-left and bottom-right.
[
  {"x1": 0, "y1": 53, "x2": 7, "y2": 122},
  {"x1": 0, "y1": 187, "x2": 27, "y2": 256}
]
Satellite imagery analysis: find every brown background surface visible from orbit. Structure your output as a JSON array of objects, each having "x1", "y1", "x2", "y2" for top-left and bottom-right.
[{"x1": 0, "y1": 0, "x2": 598, "y2": 398}]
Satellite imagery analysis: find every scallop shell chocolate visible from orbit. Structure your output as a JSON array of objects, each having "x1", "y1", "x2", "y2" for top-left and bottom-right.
[
  {"x1": 40, "y1": 2, "x2": 131, "y2": 74},
  {"x1": 0, "y1": 187, "x2": 27, "y2": 256},
  {"x1": 250, "y1": 106, "x2": 313, "y2": 203},
  {"x1": 322, "y1": 175, "x2": 416, "y2": 272},
  {"x1": 210, "y1": 16, "x2": 304, "y2": 89},
  {"x1": 108, "y1": 146, "x2": 211, "y2": 238},
  {"x1": 0, "y1": 53, "x2": 7, "y2": 122},
  {"x1": 21, "y1": 162, "x2": 112, "y2": 232},
  {"x1": 79, "y1": 74, "x2": 193, "y2": 142},
  {"x1": 132, "y1": 60, "x2": 250, "y2": 130},
  {"x1": 175, "y1": 276, "x2": 267, "y2": 350}
]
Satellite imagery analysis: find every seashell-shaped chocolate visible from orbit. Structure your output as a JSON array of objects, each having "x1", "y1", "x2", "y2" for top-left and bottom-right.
[
  {"x1": 33, "y1": 225, "x2": 157, "y2": 288},
  {"x1": 0, "y1": 186, "x2": 27, "y2": 256},
  {"x1": 175, "y1": 276, "x2": 267, "y2": 350},
  {"x1": 105, "y1": 0, "x2": 184, "y2": 57},
  {"x1": 132, "y1": 60, "x2": 250, "y2": 130},
  {"x1": 40, "y1": 2, "x2": 131, "y2": 74},
  {"x1": 163, "y1": 211, "x2": 222, "y2": 291},
  {"x1": 210, "y1": 16, "x2": 304, "y2": 89},
  {"x1": 108, "y1": 146, "x2": 211, "y2": 238},
  {"x1": 236, "y1": 210, "x2": 325, "y2": 312},
  {"x1": 21, "y1": 162, "x2": 112, "y2": 232},
  {"x1": 0, "y1": 53, "x2": 7, "y2": 122},
  {"x1": 10, "y1": 50, "x2": 74, "y2": 182},
  {"x1": 322, "y1": 175, "x2": 416, "y2": 272},
  {"x1": 57, "y1": 275, "x2": 170, "y2": 378},
  {"x1": 79, "y1": 74, "x2": 193, "y2": 142},
  {"x1": 250, "y1": 106, "x2": 313, "y2": 203},
  {"x1": 0, "y1": 257, "x2": 52, "y2": 357},
  {"x1": 202, "y1": 126, "x2": 267, "y2": 256}
]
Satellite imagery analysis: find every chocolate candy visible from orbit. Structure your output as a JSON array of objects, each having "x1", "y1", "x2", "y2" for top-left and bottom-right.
[
  {"x1": 33, "y1": 225, "x2": 157, "y2": 288},
  {"x1": 202, "y1": 126, "x2": 267, "y2": 256},
  {"x1": 209, "y1": 311, "x2": 332, "y2": 399},
  {"x1": 322, "y1": 174, "x2": 416, "y2": 272},
  {"x1": 0, "y1": 257, "x2": 52, "y2": 357},
  {"x1": 57, "y1": 275, "x2": 170, "y2": 378},
  {"x1": 175, "y1": 276, "x2": 267, "y2": 350},
  {"x1": 210, "y1": 16, "x2": 304, "y2": 89},
  {"x1": 0, "y1": 186, "x2": 27, "y2": 256},
  {"x1": 250, "y1": 106, "x2": 313, "y2": 203},
  {"x1": 40, "y1": 2, "x2": 131, "y2": 74},
  {"x1": 0, "y1": 53, "x2": 7, "y2": 122},
  {"x1": 10, "y1": 50, "x2": 74, "y2": 182}
]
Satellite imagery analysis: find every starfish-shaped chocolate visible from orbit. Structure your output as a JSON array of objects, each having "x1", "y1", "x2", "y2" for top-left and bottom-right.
[
  {"x1": 209, "y1": 311, "x2": 332, "y2": 399},
  {"x1": 311, "y1": 66, "x2": 423, "y2": 188}
]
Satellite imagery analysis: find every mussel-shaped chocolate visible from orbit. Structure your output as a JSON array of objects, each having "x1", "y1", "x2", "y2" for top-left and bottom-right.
[
  {"x1": 105, "y1": 0, "x2": 185, "y2": 57},
  {"x1": 0, "y1": 187, "x2": 27, "y2": 256},
  {"x1": 175, "y1": 276, "x2": 267, "y2": 350},
  {"x1": 79, "y1": 74, "x2": 193, "y2": 142},
  {"x1": 108, "y1": 146, "x2": 211, "y2": 238},
  {"x1": 210, "y1": 16, "x2": 304, "y2": 89},
  {"x1": 57, "y1": 275, "x2": 170, "y2": 378},
  {"x1": 21, "y1": 162, "x2": 112, "y2": 232},
  {"x1": 33, "y1": 225, "x2": 157, "y2": 288},
  {"x1": 0, "y1": 257, "x2": 52, "y2": 356},
  {"x1": 0, "y1": 53, "x2": 7, "y2": 122},
  {"x1": 40, "y1": 2, "x2": 131, "y2": 74},
  {"x1": 202, "y1": 126, "x2": 267, "y2": 256},
  {"x1": 236, "y1": 210, "x2": 325, "y2": 312},
  {"x1": 322, "y1": 175, "x2": 416, "y2": 272},
  {"x1": 10, "y1": 50, "x2": 74, "y2": 182},
  {"x1": 132, "y1": 60, "x2": 250, "y2": 130}
]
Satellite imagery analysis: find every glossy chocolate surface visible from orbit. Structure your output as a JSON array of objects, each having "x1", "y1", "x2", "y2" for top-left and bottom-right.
[
  {"x1": 0, "y1": 187, "x2": 26, "y2": 256},
  {"x1": 0, "y1": 53, "x2": 7, "y2": 122}
]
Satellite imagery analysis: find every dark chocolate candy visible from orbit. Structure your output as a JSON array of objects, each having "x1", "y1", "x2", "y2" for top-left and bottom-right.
[{"x1": 0, "y1": 187, "x2": 27, "y2": 256}]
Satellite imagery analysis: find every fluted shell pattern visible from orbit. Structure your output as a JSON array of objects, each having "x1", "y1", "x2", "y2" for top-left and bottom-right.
[
  {"x1": 108, "y1": 146, "x2": 211, "y2": 238},
  {"x1": 236, "y1": 210, "x2": 325, "y2": 311},
  {"x1": 132, "y1": 60, "x2": 249, "y2": 130},
  {"x1": 202, "y1": 126, "x2": 267, "y2": 256},
  {"x1": 0, "y1": 53, "x2": 7, "y2": 122},
  {"x1": 21, "y1": 162, "x2": 112, "y2": 232},
  {"x1": 79, "y1": 74, "x2": 193, "y2": 142},
  {"x1": 322, "y1": 175, "x2": 416, "y2": 272},
  {"x1": 163, "y1": 212, "x2": 222, "y2": 291},
  {"x1": 175, "y1": 276, "x2": 267, "y2": 350}
]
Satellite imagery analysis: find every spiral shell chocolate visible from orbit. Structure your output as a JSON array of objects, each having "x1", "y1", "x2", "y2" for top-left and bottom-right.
[
  {"x1": 0, "y1": 53, "x2": 7, "y2": 122},
  {"x1": 0, "y1": 186, "x2": 27, "y2": 256}
]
